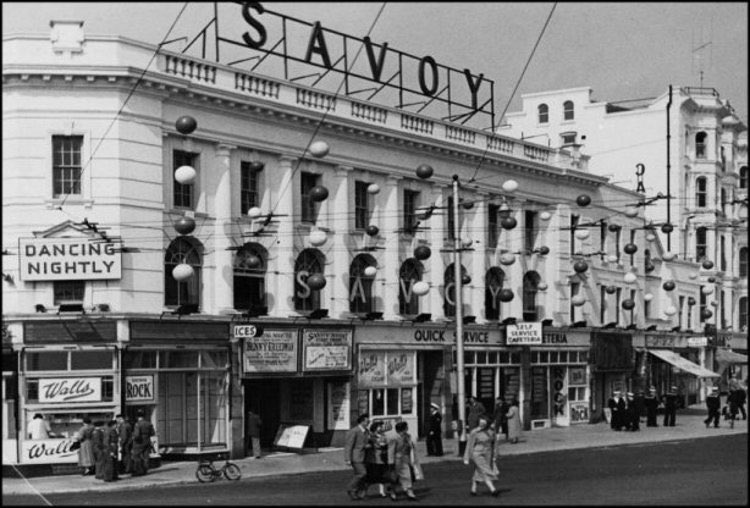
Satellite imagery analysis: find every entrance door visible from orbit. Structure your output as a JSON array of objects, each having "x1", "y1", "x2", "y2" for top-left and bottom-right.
[{"x1": 245, "y1": 379, "x2": 281, "y2": 449}]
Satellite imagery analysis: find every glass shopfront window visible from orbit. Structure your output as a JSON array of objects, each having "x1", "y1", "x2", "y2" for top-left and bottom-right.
[
  {"x1": 358, "y1": 350, "x2": 417, "y2": 424},
  {"x1": 459, "y1": 350, "x2": 521, "y2": 411}
]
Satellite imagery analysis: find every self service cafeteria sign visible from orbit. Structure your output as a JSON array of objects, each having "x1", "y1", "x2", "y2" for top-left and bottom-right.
[{"x1": 18, "y1": 238, "x2": 122, "y2": 281}]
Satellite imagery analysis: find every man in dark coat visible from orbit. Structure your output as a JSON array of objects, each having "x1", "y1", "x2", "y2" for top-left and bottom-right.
[
  {"x1": 492, "y1": 396, "x2": 509, "y2": 441},
  {"x1": 344, "y1": 413, "x2": 371, "y2": 501},
  {"x1": 426, "y1": 403, "x2": 443, "y2": 456},
  {"x1": 607, "y1": 390, "x2": 625, "y2": 430},
  {"x1": 131, "y1": 410, "x2": 155, "y2": 476},
  {"x1": 663, "y1": 386, "x2": 679, "y2": 427},
  {"x1": 246, "y1": 410, "x2": 262, "y2": 459},
  {"x1": 704, "y1": 386, "x2": 721, "y2": 428},
  {"x1": 625, "y1": 392, "x2": 640, "y2": 431},
  {"x1": 466, "y1": 395, "x2": 486, "y2": 431},
  {"x1": 115, "y1": 414, "x2": 132, "y2": 474},
  {"x1": 102, "y1": 420, "x2": 119, "y2": 482},
  {"x1": 91, "y1": 421, "x2": 106, "y2": 480},
  {"x1": 644, "y1": 386, "x2": 659, "y2": 427}
]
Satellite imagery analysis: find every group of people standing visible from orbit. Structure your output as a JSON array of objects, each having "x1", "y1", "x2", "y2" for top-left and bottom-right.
[
  {"x1": 74, "y1": 410, "x2": 155, "y2": 482},
  {"x1": 708, "y1": 377, "x2": 748, "y2": 429},
  {"x1": 608, "y1": 386, "x2": 679, "y2": 431}
]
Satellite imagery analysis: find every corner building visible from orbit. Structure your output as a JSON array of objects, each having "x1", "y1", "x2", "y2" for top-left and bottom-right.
[{"x1": 2, "y1": 19, "x2": 714, "y2": 468}]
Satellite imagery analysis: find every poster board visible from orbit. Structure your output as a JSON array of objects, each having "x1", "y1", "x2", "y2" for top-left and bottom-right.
[{"x1": 273, "y1": 424, "x2": 310, "y2": 449}]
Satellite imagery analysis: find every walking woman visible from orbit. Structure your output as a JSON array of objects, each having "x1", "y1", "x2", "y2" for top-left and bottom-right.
[
  {"x1": 73, "y1": 417, "x2": 96, "y2": 476},
  {"x1": 364, "y1": 421, "x2": 390, "y2": 498},
  {"x1": 506, "y1": 398, "x2": 522, "y2": 444},
  {"x1": 463, "y1": 415, "x2": 500, "y2": 497},
  {"x1": 387, "y1": 421, "x2": 420, "y2": 501}
]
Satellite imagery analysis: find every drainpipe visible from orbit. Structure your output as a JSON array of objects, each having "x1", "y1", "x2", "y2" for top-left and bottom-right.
[{"x1": 666, "y1": 85, "x2": 673, "y2": 252}]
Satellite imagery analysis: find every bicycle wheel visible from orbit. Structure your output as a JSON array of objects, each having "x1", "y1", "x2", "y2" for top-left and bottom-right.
[
  {"x1": 196, "y1": 463, "x2": 217, "y2": 483},
  {"x1": 223, "y1": 462, "x2": 242, "y2": 481}
]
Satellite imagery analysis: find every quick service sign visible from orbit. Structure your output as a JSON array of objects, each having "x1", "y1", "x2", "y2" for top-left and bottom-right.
[
  {"x1": 505, "y1": 322, "x2": 543, "y2": 345},
  {"x1": 18, "y1": 238, "x2": 122, "y2": 281}
]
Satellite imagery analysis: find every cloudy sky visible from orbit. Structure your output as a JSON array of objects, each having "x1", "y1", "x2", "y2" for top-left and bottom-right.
[{"x1": 3, "y1": 2, "x2": 747, "y2": 126}]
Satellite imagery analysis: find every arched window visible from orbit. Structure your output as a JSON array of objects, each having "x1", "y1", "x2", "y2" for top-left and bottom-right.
[
  {"x1": 695, "y1": 131, "x2": 707, "y2": 159},
  {"x1": 695, "y1": 177, "x2": 707, "y2": 207},
  {"x1": 349, "y1": 254, "x2": 376, "y2": 314},
  {"x1": 233, "y1": 243, "x2": 267, "y2": 312},
  {"x1": 294, "y1": 248, "x2": 325, "y2": 312},
  {"x1": 443, "y1": 263, "x2": 469, "y2": 318},
  {"x1": 399, "y1": 259, "x2": 424, "y2": 316},
  {"x1": 740, "y1": 247, "x2": 748, "y2": 277},
  {"x1": 538, "y1": 103, "x2": 549, "y2": 124},
  {"x1": 164, "y1": 237, "x2": 202, "y2": 308},
  {"x1": 523, "y1": 271, "x2": 541, "y2": 321},
  {"x1": 695, "y1": 227, "x2": 707, "y2": 261},
  {"x1": 563, "y1": 100, "x2": 574, "y2": 120},
  {"x1": 740, "y1": 166, "x2": 748, "y2": 189},
  {"x1": 484, "y1": 267, "x2": 505, "y2": 321}
]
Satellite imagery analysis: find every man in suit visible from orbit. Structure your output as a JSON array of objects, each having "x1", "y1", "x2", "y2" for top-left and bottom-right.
[
  {"x1": 115, "y1": 414, "x2": 132, "y2": 474},
  {"x1": 466, "y1": 395, "x2": 486, "y2": 431},
  {"x1": 644, "y1": 386, "x2": 659, "y2": 427},
  {"x1": 705, "y1": 386, "x2": 721, "y2": 428},
  {"x1": 344, "y1": 413, "x2": 371, "y2": 501},
  {"x1": 426, "y1": 403, "x2": 443, "y2": 456},
  {"x1": 607, "y1": 390, "x2": 625, "y2": 431},
  {"x1": 663, "y1": 386, "x2": 679, "y2": 427}
]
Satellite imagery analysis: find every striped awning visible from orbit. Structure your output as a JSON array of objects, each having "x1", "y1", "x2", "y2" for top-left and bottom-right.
[
  {"x1": 715, "y1": 348, "x2": 748, "y2": 365},
  {"x1": 648, "y1": 349, "x2": 720, "y2": 378}
]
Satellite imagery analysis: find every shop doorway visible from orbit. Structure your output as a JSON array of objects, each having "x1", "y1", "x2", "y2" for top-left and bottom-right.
[{"x1": 244, "y1": 379, "x2": 281, "y2": 450}]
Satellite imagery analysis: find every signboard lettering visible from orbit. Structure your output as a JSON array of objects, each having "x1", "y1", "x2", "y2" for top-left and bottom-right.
[
  {"x1": 302, "y1": 329, "x2": 352, "y2": 371},
  {"x1": 234, "y1": 325, "x2": 263, "y2": 338},
  {"x1": 244, "y1": 330, "x2": 298, "y2": 373},
  {"x1": 19, "y1": 238, "x2": 122, "y2": 281},
  {"x1": 687, "y1": 337, "x2": 708, "y2": 348},
  {"x1": 506, "y1": 322, "x2": 543, "y2": 345},
  {"x1": 358, "y1": 350, "x2": 386, "y2": 387},
  {"x1": 387, "y1": 352, "x2": 415, "y2": 386},
  {"x1": 570, "y1": 403, "x2": 589, "y2": 424},
  {"x1": 125, "y1": 375, "x2": 154, "y2": 402},
  {"x1": 39, "y1": 378, "x2": 101, "y2": 403},
  {"x1": 21, "y1": 438, "x2": 78, "y2": 464},
  {"x1": 327, "y1": 381, "x2": 350, "y2": 430}
]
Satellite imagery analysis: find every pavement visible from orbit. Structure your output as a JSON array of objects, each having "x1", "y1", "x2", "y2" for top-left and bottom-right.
[{"x1": 3, "y1": 405, "x2": 747, "y2": 499}]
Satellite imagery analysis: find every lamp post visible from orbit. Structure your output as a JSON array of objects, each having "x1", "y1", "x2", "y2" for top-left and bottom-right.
[{"x1": 452, "y1": 175, "x2": 468, "y2": 456}]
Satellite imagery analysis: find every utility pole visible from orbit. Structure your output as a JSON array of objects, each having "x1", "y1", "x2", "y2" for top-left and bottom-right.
[{"x1": 452, "y1": 174, "x2": 467, "y2": 455}]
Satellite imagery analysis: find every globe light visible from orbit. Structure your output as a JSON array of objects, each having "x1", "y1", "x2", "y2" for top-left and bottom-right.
[
  {"x1": 576, "y1": 194, "x2": 591, "y2": 207},
  {"x1": 537, "y1": 282, "x2": 548, "y2": 291},
  {"x1": 501, "y1": 180, "x2": 518, "y2": 193},
  {"x1": 624, "y1": 206, "x2": 639, "y2": 218},
  {"x1": 701, "y1": 259, "x2": 714, "y2": 270},
  {"x1": 501, "y1": 216, "x2": 517, "y2": 230},
  {"x1": 645, "y1": 233, "x2": 657, "y2": 242},
  {"x1": 574, "y1": 228, "x2": 590, "y2": 240},
  {"x1": 306, "y1": 273, "x2": 326, "y2": 290},
  {"x1": 363, "y1": 266, "x2": 377, "y2": 277},
  {"x1": 462, "y1": 238, "x2": 473, "y2": 249},
  {"x1": 174, "y1": 216, "x2": 196, "y2": 235},
  {"x1": 662, "y1": 251, "x2": 677, "y2": 261},
  {"x1": 499, "y1": 289, "x2": 514, "y2": 302},
  {"x1": 414, "y1": 245, "x2": 431, "y2": 260},
  {"x1": 622, "y1": 299, "x2": 635, "y2": 310},
  {"x1": 367, "y1": 183, "x2": 380, "y2": 195},
  {"x1": 365, "y1": 225, "x2": 379, "y2": 237},
  {"x1": 309, "y1": 140, "x2": 330, "y2": 158},
  {"x1": 701, "y1": 309, "x2": 713, "y2": 320},
  {"x1": 462, "y1": 275, "x2": 472, "y2": 285},
  {"x1": 245, "y1": 254, "x2": 261, "y2": 268},
  {"x1": 540, "y1": 211, "x2": 552, "y2": 221},
  {"x1": 572, "y1": 295, "x2": 586, "y2": 306},
  {"x1": 247, "y1": 206, "x2": 262, "y2": 219},
  {"x1": 701, "y1": 286, "x2": 714, "y2": 295},
  {"x1": 624, "y1": 272, "x2": 637, "y2": 284},
  {"x1": 664, "y1": 305, "x2": 677, "y2": 316},
  {"x1": 309, "y1": 230, "x2": 327, "y2": 246},
  {"x1": 605, "y1": 285, "x2": 617, "y2": 294},
  {"x1": 310, "y1": 185, "x2": 329, "y2": 202},
  {"x1": 573, "y1": 260, "x2": 589, "y2": 273},
  {"x1": 537, "y1": 246, "x2": 550, "y2": 256},
  {"x1": 175, "y1": 115, "x2": 197, "y2": 135},
  {"x1": 643, "y1": 293, "x2": 654, "y2": 302},
  {"x1": 499, "y1": 253, "x2": 516, "y2": 266},
  {"x1": 623, "y1": 243, "x2": 638, "y2": 255},
  {"x1": 416, "y1": 164, "x2": 434, "y2": 179},
  {"x1": 175, "y1": 165, "x2": 197, "y2": 184},
  {"x1": 662, "y1": 280, "x2": 676, "y2": 291},
  {"x1": 412, "y1": 281, "x2": 430, "y2": 296},
  {"x1": 607, "y1": 255, "x2": 619, "y2": 263},
  {"x1": 247, "y1": 160, "x2": 264, "y2": 172},
  {"x1": 172, "y1": 263, "x2": 194, "y2": 281},
  {"x1": 661, "y1": 223, "x2": 674, "y2": 234}
]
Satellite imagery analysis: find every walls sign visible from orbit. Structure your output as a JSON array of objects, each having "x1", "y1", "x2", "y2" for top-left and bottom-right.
[{"x1": 38, "y1": 377, "x2": 101, "y2": 403}]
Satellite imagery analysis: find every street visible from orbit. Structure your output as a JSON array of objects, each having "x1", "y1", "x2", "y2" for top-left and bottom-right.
[{"x1": 4, "y1": 434, "x2": 747, "y2": 506}]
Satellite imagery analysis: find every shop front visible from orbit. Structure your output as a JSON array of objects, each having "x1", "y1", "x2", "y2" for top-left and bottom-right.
[
  {"x1": 2, "y1": 322, "x2": 19, "y2": 465},
  {"x1": 712, "y1": 332, "x2": 748, "y2": 391},
  {"x1": 125, "y1": 320, "x2": 232, "y2": 457},
  {"x1": 240, "y1": 325, "x2": 354, "y2": 452},
  {"x1": 15, "y1": 319, "x2": 120, "y2": 467},
  {"x1": 589, "y1": 331, "x2": 634, "y2": 423}
]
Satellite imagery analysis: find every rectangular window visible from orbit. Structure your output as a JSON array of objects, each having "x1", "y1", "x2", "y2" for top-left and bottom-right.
[
  {"x1": 355, "y1": 181, "x2": 370, "y2": 230},
  {"x1": 628, "y1": 289, "x2": 636, "y2": 326},
  {"x1": 645, "y1": 297, "x2": 651, "y2": 320},
  {"x1": 240, "y1": 161, "x2": 260, "y2": 214},
  {"x1": 679, "y1": 296, "x2": 685, "y2": 329},
  {"x1": 52, "y1": 135, "x2": 83, "y2": 197},
  {"x1": 53, "y1": 281, "x2": 85, "y2": 305},
  {"x1": 26, "y1": 352, "x2": 67, "y2": 371},
  {"x1": 173, "y1": 150, "x2": 197, "y2": 209},
  {"x1": 720, "y1": 290, "x2": 726, "y2": 329},
  {"x1": 525, "y1": 210, "x2": 537, "y2": 252},
  {"x1": 562, "y1": 133, "x2": 576, "y2": 145},
  {"x1": 615, "y1": 228, "x2": 622, "y2": 263},
  {"x1": 447, "y1": 197, "x2": 455, "y2": 240},
  {"x1": 488, "y1": 204, "x2": 499, "y2": 247},
  {"x1": 570, "y1": 214, "x2": 579, "y2": 255},
  {"x1": 699, "y1": 290, "x2": 707, "y2": 324},
  {"x1": 600, "y1": 285, "x2": 607, "y2": 324},
  {"x1": 403, "y1": 190, "x2": 420, "y2": 234},
  {"x1": 600, "y1": 222, "x2": 607, "y2": 253},
  {"x1": 720, "y1": 236, "x2": 726, "y2": 271},
  {"x1": 629, "y1": 230, "x2": 636, "y2": 266},
  {"x1": 615, "y1": 288, "x2": 622, "y2": 325},
  {"x1": 300, "y1": 172, "x2": 319, "y2": 223},
  {"x1": 570, "y1": 282, "x2": 580, "y2": 323},
  {"x1": 71, "y1": 350, "x2": 112, "y2": 370}
]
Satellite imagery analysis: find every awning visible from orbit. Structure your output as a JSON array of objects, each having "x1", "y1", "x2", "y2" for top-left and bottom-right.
[
  {"x1": 648, "y1": 349, "x2": 720, "y2": 378},
  {"x1": 715, "y1": 348, "x2": 748, "y2": 365}
]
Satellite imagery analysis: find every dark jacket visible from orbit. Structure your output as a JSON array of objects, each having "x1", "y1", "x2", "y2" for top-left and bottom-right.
[
  {"x1": 706, "y1": 393, "x2": 721, "y2": 411},
  {"x1": 247, "y1": 412, "x2": 262, "y2": 438},
  {"x1": 429, "y1": 410, "x2": 442, "y2": 433}
]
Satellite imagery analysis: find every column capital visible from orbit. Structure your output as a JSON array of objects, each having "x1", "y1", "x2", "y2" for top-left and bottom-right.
[
  {"x1": 279, "y1": 154, "x2": 299, "y2": 164},
  {"x1": 385, "y1": 174, "x2": 403, "y2": 184},
  {"x1": 335, "y1": 165, "x2": 353, "y2": 177},
  {"x1": 215, "y1": 143, "x2": 237, "y2": 156}
]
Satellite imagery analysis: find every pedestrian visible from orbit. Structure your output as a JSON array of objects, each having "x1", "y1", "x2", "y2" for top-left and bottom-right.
[
  {"x1": 387, "y1": 421, "x2": 420, "y2": 501},
  {"x1": 607, "y1": 390, "x2": 626, "y2": 431},
  {"x1": 624, "y1": 392, "x2": 638, "y2": 431},
  {"x1": 344, "y1": 413, "x2": 370, "y2": 501},
  {"x1": 426, "y1": 402, "x2": 443, "y2": 456},
  {"x1": 131, "y1": 409, "x2": 155, "y2": 476},
  {"x1": 632, "y1": 390, "x2": 645, "y2": 431},
  {"x1": 727, "y1": 387, "x2": 741, "y2": 429},
  {"x1": 644, "y1": 386, "x2": 659, "y2": 427},
  {"x1": 663, "y1": 386, "x2": 678, "y2": 427},
  {"x1": 102, "y1": 420, "x2": 119, "y2": 482},
  {"x1": 466, "y1": 395, "x2": 486, "y2": 431},
  {"x1": 115, "y1": 414, "x2": 132, "y2": 475},
  {"x1": 491, "y1": 396, "x2": 509, "y2": 442},
  {"x1": 364, "y1": 421, "x2": 390, "y2": 498},
  {"x1": 729, "y1": 376, "x2": 747, "y2": 420},
  {"x1": 704, "y1": 386, "x2": 721, "y2": 428},
  {"x1": 506, "y1": 398, "x2": 522, "y2": 444},
  {"x1": 27, "y1": 413, "x2": 53, "y2": 440},
  {"x1": 73, "y1": 417, "x2": 95, "y2": 476},
  {"x1": 91, "y1": 420, "x2": 106, "y2": 480},
  {"x1": 462, "y1": 414, "x2": 500, "y2": 497},
  {"x1": 246, "y1": 410, "x2": 262, "y2": 459}
]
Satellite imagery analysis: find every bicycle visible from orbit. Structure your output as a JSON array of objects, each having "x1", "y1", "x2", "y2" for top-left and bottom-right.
[{"x1": 195, "y1": 457, "x2": 242, "y2": 483}]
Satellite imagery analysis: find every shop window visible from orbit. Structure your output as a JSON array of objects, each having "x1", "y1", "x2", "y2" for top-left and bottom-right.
[
  {"x1": 164, "y1": 237, "x2": 202, "y2": 308},
  {"x1": 53, "y1": 281, "x2": 84, "y2": 305},
  {"x1": 550, "y1": 351, "x2": 558, "y2": 363},
  {"x1": 233, "y1": 243, "x2": 267, "y2": 312},
  {"x1": 530, "y1": 367, "x2": 549, "y2": 419},
  {"x1": 161, "y1": 350, "x2": 200, "y2": 369},
  {"x1": 484, "y1": 267, "x2": 505, "y2": 321},
  {"x1": 489, "y1": 352, "x2": 498, "y2": 364},
  {"x1": 71, "y1": 350, "x2": 112, "y2": 370},
  {"x1": 52, "y1": 135, "x2": 83, "y2": 197},
  {"x1": 122, "y1": 351, "x2": 157, "y2": 369},
  {"x1": 294, "y1": 248, "x2": 325, "y2": 312},
  {"x1": 695, "y1": 132, "x2": 707, "y2": 159},
  {"x1": 538, "y1": 103, "x2": 549, "y2": 124},
  {"x1": 173, "y1": 150, "x2": 198, "y2": 209},
  {"x1": 563, "y1": 100, "x2": 574, "y2": 120},
  {"x1": 477, "y1": 352, "x2": 487, "y2": 364},
  {"x1": 579, "y1": 351, "x2": 587, "y2": 363},
  {"x1": 402, "y1": 189, "x2": 420, "y2": 235},
  {"x1": 600, "y1": 285, "x2": 607, "y2": 324},
  {"x1": 540, "y1": 351, "x2": 548, "y2": 363},
  {"x1": 350, "y1": 254, "x2": 376, "y2": 314},
  {"x1": 499, "y1": 352, "x2": 509, "y2": 364},
  {"x1": 354, "y1": 181, "x2": 370, "y2": 230},
  {"x1": 570, "y1": 282, "x2": 580, "y2": 323},
  {"x1": 26, "y1": 351, "x2": 67, "y2": 371},
  {"x1": 559, "y1": 351, "x2": 568, "y2": 363},
  {"x1": 695, "y1": 177, "x2": 707, "y2": 207},
  {"x1": 398, "y1": 259, "x2": 424, "y2": 315},
  {"x1": 300, "y1": 172, "x2": 320, "y2": 224},
  {"x1": 240, "y1": 160, "x2": 261, "y2": 214},
  {"x1": 523, "y1": 271, "x2": 541, "y2": 321},
  {"x1": 200, "y1": 350, "x2": 228, "y2": 369},
  {"x1": 3, "y1": 374, "x2": 18, "y2": 440},
  {"x1": 531, "y1": 352, "x2": 538, "y2": 363},
  {"x1": 464, "y1": 352, "x2": 474, "y2": 365}
]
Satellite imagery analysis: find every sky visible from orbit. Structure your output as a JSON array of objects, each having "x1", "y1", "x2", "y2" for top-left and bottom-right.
[{"x1": 3, "y1": 1, "x2": 748, "y2": 126}]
